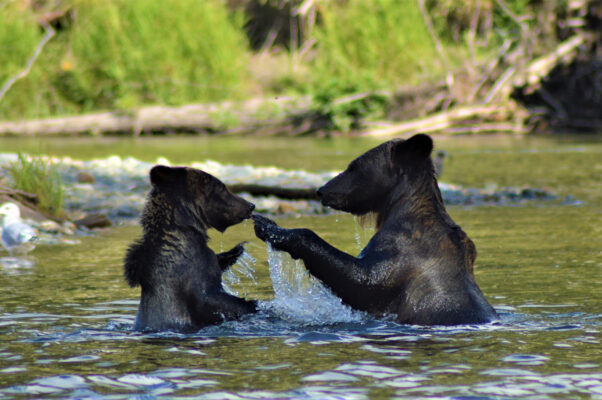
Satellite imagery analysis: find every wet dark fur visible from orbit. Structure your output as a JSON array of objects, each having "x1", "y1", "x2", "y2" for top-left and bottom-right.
[
  {"x1": 124, "y1": 165, "x2": 257, "y2": 332},
  {"x1": 253, "y1": 134, "x2": 498, "y2": 326}
]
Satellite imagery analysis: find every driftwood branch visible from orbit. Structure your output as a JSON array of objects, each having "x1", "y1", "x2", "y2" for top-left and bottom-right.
[
  {"x1": 0, "y1": 185, "x2": 58, "y2": 222},
  {"x1": 0, "y1": 96, "x2": 312, "y2": 136},
  {"x1": 514, "y1": 34, "x2": 587, "y2": 93},
  {"x1": 468, "y1": 39, "x2": 512, "y2": 102},
  {"x1": 0, "y1": 186, "x2": 39, "y2": 204},
  {"x1": 484, "y1": 66, "x2": 516, "y2": 103},
  {"x1": 228, "y1": 184, "x2": 319, "y2": 200},
  {"x1": 363, "y1": 105, "x2": 519, "y2": 137},
  {"x1": 418, "y1": 0, "x2": 454, "y2": 89},
  {"x1": 494, "y1": 0, "x2": 528, "y2": 32},
  {"x1": 0, "y1": 21, "x2": 55, "y2": 102}
]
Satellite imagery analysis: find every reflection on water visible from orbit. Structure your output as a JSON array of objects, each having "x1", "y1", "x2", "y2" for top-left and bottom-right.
[
  {"x1": 0, "y1": 305, "x2": 600, "y2": 399},
  {"x1": 0, "y1": 137, "x2": 600, "y2": 399},
  {"x1": 0, "y1": 257, "x2": 34, "y2": 275},
  {"x1": 0, "y1": 204, "x2": 599, "y2": 399}
]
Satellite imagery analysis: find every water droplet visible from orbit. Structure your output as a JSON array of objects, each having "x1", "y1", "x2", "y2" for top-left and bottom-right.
[
  {"x1": 264, "y1": 243, "x2": 363, "y2": 324},
  {"x1": 222, "y1": 250, "x2": 257, "y2": 297}
]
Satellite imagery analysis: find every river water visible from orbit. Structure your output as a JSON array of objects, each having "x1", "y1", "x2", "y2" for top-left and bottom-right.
[{"x1": 0, "y1": 135, "x2": 600, "y2": 399}]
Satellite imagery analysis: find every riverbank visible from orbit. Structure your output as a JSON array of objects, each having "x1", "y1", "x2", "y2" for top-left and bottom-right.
[{"x1": 1, "y1": 0, "x2": 600, "y2": 136}]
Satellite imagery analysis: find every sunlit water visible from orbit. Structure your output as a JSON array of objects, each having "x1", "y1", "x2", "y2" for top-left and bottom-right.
[{"x1": 0, "y1": 136, "x2": 600, "y2": 399}]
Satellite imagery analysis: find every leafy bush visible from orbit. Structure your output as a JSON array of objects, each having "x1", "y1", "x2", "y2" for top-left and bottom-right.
[{"x1": 311, "y1": 77, "x2": 388, "y2": 133}]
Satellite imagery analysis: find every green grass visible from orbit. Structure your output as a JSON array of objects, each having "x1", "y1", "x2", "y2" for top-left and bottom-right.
[
  {"x1": 0, "y1": 0, "x2": 250, "y2": 119},
  {"x1": 0, "y1": 0, "x2": 554, "y2": 124},
  {"x1": 9, "y1": 153, "x2": 65, "y2": 218},
  {"x1": 0, "y1": 3, "x2": 56, "y2": 119},
  {"x1": 0, "y1": 5, "x2": 41, "y2": 84},
  {"x1": 68, "y1": 0, "x2": 250, "y2": 108},
  {"x1": 310, "y1": 0, "x2": 439, "y2": 87}
]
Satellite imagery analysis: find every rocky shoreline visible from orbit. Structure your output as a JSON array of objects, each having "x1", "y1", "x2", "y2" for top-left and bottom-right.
[{"x1": 0, "y1": 153, "x2": 565, "y2": 246}]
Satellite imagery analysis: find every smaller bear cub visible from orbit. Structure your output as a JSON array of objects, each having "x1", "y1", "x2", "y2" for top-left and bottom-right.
[{"x1": 124, "y1": 165, "x2": 257, "y2": 332}]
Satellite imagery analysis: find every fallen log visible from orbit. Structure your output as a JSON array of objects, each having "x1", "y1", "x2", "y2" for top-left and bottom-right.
[
  {"x1": 0, "y1": 186, "x2": 39, "y2": 205},
  {"x1": 434, "y1": 122, "x2": 528, "y2": 135},
  {"x1": 0, "y1": 83, "x2": 451, "y2": 137},
  {"x1": 228, "y1": 183, "x2": 319, "y2": 200},
  {"x1": 0, "y1": 96, "x2": 312, "y2": 136},
  {"x1": 362, "y1": 105, "x2": 520, "y2": 137}
]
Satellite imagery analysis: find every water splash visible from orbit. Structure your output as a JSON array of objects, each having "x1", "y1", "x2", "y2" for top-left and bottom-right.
[
  {"x1": 353, "y1": 216, "x2": 362, "y2": 250},
  {"x1": 263, "y1": 243, "x2": 363, "y2": 324},
  {"x1": 352, "y1": 215, "x2": 376, "y2": 252},
  {"x1": 221, "y1": 251, "x2": 257, "y2": 297}
]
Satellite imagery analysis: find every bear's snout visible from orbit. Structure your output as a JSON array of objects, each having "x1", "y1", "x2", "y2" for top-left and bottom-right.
[
  {"x1": 316, "y1": 184, "x2": 338, "y2": 208},
  {"x1": 316, "y1": 185, "x2": 335, "y2": 207},
  {"x1": 246, "y1": 202, "x2": 256, "y2": 215},
  {"x1": 237, "y1": 198, "x2": 255, "y2": 220}
]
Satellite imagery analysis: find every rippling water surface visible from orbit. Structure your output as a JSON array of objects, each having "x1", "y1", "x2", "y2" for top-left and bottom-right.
[{"x1": 0, "y1": 136, "x2": 600, "y2": 399}]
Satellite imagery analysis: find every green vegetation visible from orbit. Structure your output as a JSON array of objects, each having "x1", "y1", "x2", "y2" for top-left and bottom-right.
[
  {"x1": 9, "y1": 153, "x2": 65, "y2": 217},
  {"x1": 311, "y1": 0, "x2": 438, "y2": 86},
  {"x1": 0, "y1": 0, "x2": 249, "y2": 119},
  {"x1": 311, "y1": 79, "x2": 388, "y2": 133},
  {"x1": 0, "y1": 4, "x2": 54, "y2": 119},
  {"x1": 0, "y1": 0, "x2": 566, "y2": 122},
  {"x1": 68, "y1": 0, "x2": 249, "y2": 108}
]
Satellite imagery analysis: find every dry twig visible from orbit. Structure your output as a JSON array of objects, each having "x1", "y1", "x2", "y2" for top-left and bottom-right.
[{"x1": 0, "y1": 20, "x2": 55, "y2": 102}]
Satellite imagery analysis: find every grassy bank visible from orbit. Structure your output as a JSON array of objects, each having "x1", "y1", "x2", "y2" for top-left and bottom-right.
[
  {"x1": 0, "y1": 0, "x2": 250, "y2": 119},
  {"x1": 0, "y1": 0, "x2": 556, "y2": 122},
  {"x1": 9, "y1": 153, "x2": 64, "y2": 217}
]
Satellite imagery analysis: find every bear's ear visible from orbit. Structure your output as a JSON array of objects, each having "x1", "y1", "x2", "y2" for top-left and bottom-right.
[
  {"x1": 404, "y1": 134, "x2": 433, "y2": 158},
  {"x1": 150, "y1": 165, "x2": 181, "y2": 187},
  {"x1": 393, "y1": 134, "x2": 433, "y2": 163}
]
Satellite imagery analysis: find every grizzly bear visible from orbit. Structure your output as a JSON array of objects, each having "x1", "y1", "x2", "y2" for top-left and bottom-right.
[
  {"x1": 124, "y1": 165, "x2": 257, "y2": 332},
  {"x1": 253, "y1": 134, "x2": 498, "y2": 325}
]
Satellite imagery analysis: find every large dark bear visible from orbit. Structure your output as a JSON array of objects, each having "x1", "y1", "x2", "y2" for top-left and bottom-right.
[
  {"x1": 253, "y1": 134, "x2": 498, "y2": 325},
  {"x1": 124, "y1": 165, "x2": 257, "y2": 332}
]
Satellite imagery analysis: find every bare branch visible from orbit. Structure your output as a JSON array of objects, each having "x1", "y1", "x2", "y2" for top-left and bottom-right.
[
  {"x1": 494, "y1": 0, "x2": 528, "y2": 32},
  {"x1": 467, "y1": 39, "x2": 512, "y2": 102},
  {"x1": 418, "y1": 0, "x2": 454, "y2": 89},
  {"x1": 0, "y1": 20, "x2": 55, "y2": 102}
]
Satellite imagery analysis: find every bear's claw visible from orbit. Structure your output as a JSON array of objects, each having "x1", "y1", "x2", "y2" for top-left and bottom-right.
[
  {"x1": 217, "y1": 242, "x2": 246, "y2": 271},
  {"x1": 252, "y1": 214, "x2": 282, "y2": 244}
]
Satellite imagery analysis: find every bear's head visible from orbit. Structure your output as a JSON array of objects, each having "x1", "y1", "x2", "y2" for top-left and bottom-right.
[
  {"x1": 149, "y1": 165, "x2": 255, "y2": 232},
  {"x1": 317, "y1": 134, "x2": 434, "y2": 215}
]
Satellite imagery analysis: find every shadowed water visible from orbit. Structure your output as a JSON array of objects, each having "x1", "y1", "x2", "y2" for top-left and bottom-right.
[{"x1": 0, "y1": 136, "x2": 600, "y2": 399}]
